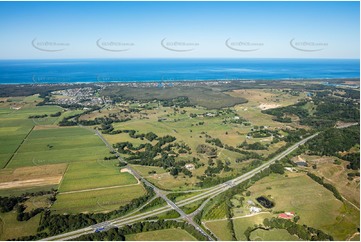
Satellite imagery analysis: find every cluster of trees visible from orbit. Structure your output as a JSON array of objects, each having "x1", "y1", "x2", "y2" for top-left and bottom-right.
[
  {"x1": 334, "y1": 88, "x2": 360, "y2": 100},
  {"x1": 262, "y1": 93, "x2": 359, "y2": 129},
  {"x1": 29, "y1": 111, "x2": 62, "y2": 119},
  {"x1": 145, "y1": 132, "x2": 158, "y2": 141},
  {"x1": 306, "y1": 172, "x2": 343, "y2": 201},
  {"x1": 21, "y1": 189, "x2": 57, "y2": 198},
  {"x1": 16, "y1": 205, "x2": 43, "y2": 221},
  {"x1": 262, "y1": 101, "x2": 308, "y2": 124},
  {"x1": 50, "y1": 111, "x2": 62, "y2": 117},
  {"x1": 173, "y1": 142, "x2": 191, "y2": 154},
  {"x1": 115, "y1": 135, "x2": 194, "y2": 178},
  {"x1": 196, "y1": 174, "x2": 235, "y2": 188},
  {"x1": 161, "y1": 96, "x2": 192, "y2": 108},
  {"x1": 204, "y1": 159, "x2": 232, "y2": 177},
  {"x1": 261, "y1": 217, "x2": 333, "y2": 241},
  {"x1": 247, "y1": 129, "x2": 280, "y2": 138},
  {"x1": 0, "y1": 196, "x2": 27, "y2": 213},
  {"x1": 72, "y1": 228, "x2": 125, "y2": 241},
  {"x1": 197, "y1": 157, "x2": 266, "y2": 188},
  {"x1": 28, "y1": 114, "x2": 48, "y2": 119},
  {"x1": 58, "y1": 106, "x2": 101, "y2": 126},
  {"x1": 239, "y1": 141, "x2": 268, "y2": 150},
  {"x1": 1, "y1": 190, "x2": 57, "y2": 233},
  {"x1": 347, "y1": 171, "x2": 360, "y2": 180},
  {"x1": 104, "y1": 155, "x2": 118, "y2": 160},
  {"x1": 169, "y1": 165, "x2": 193, "y2": 177},
  {"x1": 196, "y1": 144, "x2": 217, "y2": 157},
  {"x1": 224, "y1": 145, "x2": 262, "y2": 161},
  {"x1": 205, "y1": 138, "x2": 223, "y2": 148},
  {"x1": 114, "y1": 141, "x2": 145, "y2": 154},
  {"x1": 224, "y1": 197, "x2": 237, "y2": 240},
  {"x1": 223, "y1": 116, "x2": 249, "y2": 125},
  {"x1": 305, "y1": 126, "x2": 360, "y2": 170},
  {"x1": 73, "y1": 220, "x2": 208, "y2": 241},
  {"x1": 282, "y1": 128, "x2": 310, "y2": 143},
  {"x1": 269, "y1": 163, "x2": 285, "y2": 174}
]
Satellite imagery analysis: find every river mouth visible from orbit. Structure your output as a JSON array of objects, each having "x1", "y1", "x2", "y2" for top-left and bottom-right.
[{"x1": 256, "y1": 196, "x2": 274, "y2": 208}]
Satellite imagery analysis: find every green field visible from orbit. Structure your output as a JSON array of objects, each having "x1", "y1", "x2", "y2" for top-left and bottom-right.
[
  {"x1": 52, "y1": 185, "x2": 146, "y2": 214},
  {"x1": 8, "y1": 126, "x2": 109, "y2": 168},
  {"x1": 233, "y1": 213, "x2": 274, "y2": 240},
  {"x1": 125, "y1": 228, "x2": 196, "y2": 241},
  {"x1": 250, "y1": 228, "x2": 301, "y2": 241},
  {"x1": 0, "y1": 118, "x2": 34, "y2": 168},
  {"x1": 246, "y1": 172, "x2": 360, "y2": 240},
  {"x1": 59, "y1": 160, "x2": 138, "y2": 192},
  {"x1": 0, "y1": 104, "x2": 64, "y2": 168},
  {"x1": 204, "y1": 219, "x2": 234, "y2": 241},
  {"x1": 131, "y1": 164, "x2": 205, "y2": 191},
  {"x1": 0, "y1": 211, "x2": 41, "y2": 240},
  {"x1": 0, "y1": 106, "x2": 62, "y2": 120}
]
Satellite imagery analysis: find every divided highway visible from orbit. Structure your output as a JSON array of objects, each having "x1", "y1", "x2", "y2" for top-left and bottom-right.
[{"x1": 41, "y1": 131, "x2": 319, "y2": 241}]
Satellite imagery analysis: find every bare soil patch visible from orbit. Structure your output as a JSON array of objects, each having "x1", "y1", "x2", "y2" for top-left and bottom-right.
[
  {"x1": 258, "y1": 103, "x2": 281, "y2": 110},
  {"x1": 0, "y1": 163, "x2": 67, "y2": 190}
]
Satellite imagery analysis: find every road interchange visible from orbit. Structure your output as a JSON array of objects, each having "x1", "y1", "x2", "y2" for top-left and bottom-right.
[{"x1": 41, "y1": 131, "x2": 319, "y2": 241}]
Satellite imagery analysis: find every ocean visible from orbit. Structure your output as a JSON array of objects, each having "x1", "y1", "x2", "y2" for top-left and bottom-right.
[{"x1": 0, "y1": 58, "x2": 359, "y2": 84}]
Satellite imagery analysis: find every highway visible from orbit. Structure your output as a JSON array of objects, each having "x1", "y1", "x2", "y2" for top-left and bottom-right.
[
  {"x1": 41, "y1": 130, "x2": 319, "y2": 241},
  {"x1": 95, "y1": 129, "x2": 213, "y2": 240}
]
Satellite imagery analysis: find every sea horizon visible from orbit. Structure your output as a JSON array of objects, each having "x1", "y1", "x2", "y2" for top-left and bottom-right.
[{"x1": 0, "y1": 58, "x2": 359, "y2": 85}]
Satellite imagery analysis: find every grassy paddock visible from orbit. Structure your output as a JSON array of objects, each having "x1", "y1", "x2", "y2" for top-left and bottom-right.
[
  {"x1": 8, "y1": 126, "x2": 109, "y2": 168},
  {"x1": 52, "y1": 185, "x2": 146, "y2": 214},
  {"x1": 250, "y1": 228, "x2": 300, "y2": 241},
  {"x1": 204, "y1": 220, "x2": 233, "y2": 241},
  {"x1": 0, "y1": 211, "x2": 41, "y2": 240},
  {"x1": 233, "y1": 213, "x2": 274, "y2": 240},
  {"x1": 59, "y1": 160, "x2": 137, "y2": 192},
  {"x1": 247, "y1": 172, "x2": 359, "y2": 240}
]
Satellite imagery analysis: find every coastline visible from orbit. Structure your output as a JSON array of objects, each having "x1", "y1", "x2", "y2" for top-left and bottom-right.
[{"x1": 0, "y1": 77, "x2": 359, "y2": 86}]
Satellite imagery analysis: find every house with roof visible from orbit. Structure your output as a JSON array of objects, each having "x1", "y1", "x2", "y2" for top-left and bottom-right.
[
  {"x1": 249, "y1": 206, "x2": 262, "y2": 214},
  {"x1": 278, "y1": 212, "x2": 295, "y2": 219}
]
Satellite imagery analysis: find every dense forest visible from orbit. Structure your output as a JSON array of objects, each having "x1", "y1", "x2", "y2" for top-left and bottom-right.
[
  {"x1": 262, "y1": 92, "x2": 359, "y2": 128},
  {"x1": 305, "y1": 126, "x2": 360, "y2": 169}
]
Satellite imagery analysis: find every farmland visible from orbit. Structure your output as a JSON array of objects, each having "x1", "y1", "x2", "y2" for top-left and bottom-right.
[
  {"x1": 52, "y1": 185, "x2": 146, "y2": 214},
  {"x1": 58, "y1": 160, "x2": 138, "y2": 192},
  {"x1": 0, "y1": 80, "x2": 359, "y2": 240},
  {"x1": 300, "y1": 154, "x2": 360, "y2": 207},
  {"x1": 249, "y1": 228, "x2": 300, "y2": 241},
  {"x1": 203, "y1": 219, "x2": 233, "y2": 241},
  {"x1": 233, "y1": 213, "x2": 274, "y2": 240},
  {"x1": 0, "y1": 211, "x2": 41, "y2": 240},
  {"x1": 245, "y1": 172, "x2": 359, "y2": 240},
  {"x1": 0, "y1": 163, "x2": 67, "y2": 196},
  {"x1": 8, "y1": 126, "x2": 109, "y2": 168}
]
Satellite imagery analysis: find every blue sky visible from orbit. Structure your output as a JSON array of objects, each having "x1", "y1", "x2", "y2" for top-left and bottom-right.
[{"x1": 0, "y1": 1, "x2": 359, "y2": 59}]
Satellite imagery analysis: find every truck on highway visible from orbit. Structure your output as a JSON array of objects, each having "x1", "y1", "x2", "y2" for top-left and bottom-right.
[{"x1": 95, "y1": 227, "x2": 105, "y2": 233}]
